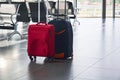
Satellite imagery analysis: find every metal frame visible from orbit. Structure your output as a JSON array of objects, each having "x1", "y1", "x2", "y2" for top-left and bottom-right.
[
  {"x1": 72, "y1": 0, "x2": 80, "y2": 26},
  {"x1": 0, "y1": 3, "x2": 22, "y2": 40}
]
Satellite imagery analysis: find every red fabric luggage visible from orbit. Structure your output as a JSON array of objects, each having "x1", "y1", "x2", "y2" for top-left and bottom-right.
[{"x1": 27, "y1": 22, "x2": 55, "y2": 61}]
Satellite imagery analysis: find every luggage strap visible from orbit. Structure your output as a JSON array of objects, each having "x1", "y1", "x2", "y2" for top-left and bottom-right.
[{"x1": 55, "y1": 29, "x2": 65, "y2": 35}]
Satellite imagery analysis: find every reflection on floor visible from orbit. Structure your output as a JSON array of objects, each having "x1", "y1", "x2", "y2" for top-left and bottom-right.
[{"x1": 0, "y1": 18, "x2": 120, "y2": 80}]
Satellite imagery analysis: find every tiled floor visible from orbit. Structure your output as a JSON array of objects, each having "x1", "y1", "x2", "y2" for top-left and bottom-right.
[{"x1": 0, "y1": 18, "x2": 120, "y2": 80}]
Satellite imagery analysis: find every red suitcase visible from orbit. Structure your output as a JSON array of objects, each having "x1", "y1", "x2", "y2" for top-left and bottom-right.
[{"x1": 27, "y1": 22, "x2": 55, "y2": 61}]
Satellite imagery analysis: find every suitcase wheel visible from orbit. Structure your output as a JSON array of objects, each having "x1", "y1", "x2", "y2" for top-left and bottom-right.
[
  {"x1": 71, "y1": 54, "x2": 73, "y2": 59},
  {"x1": 29, "y1": 56, "x2": 36, "y2": 62},
  {"x1": 44, "y1": 57, "x2": 54, "y2": 63},
  {"x1": 66, "y1": 55, "x2": 73, "y2": 60}
]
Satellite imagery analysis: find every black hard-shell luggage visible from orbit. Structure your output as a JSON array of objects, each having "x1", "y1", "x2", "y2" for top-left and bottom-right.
[
  {"x1": 48, "y1": 0, "x2": 73, "y2": 59},
  {"x1": 48, "y1": 19, "x2": 73, "y2": 59},
  {"x1": 49, "y1": 0, "x2": 73, "y2": 58}
]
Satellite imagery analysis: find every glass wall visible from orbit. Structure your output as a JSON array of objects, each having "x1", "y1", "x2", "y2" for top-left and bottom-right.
[
  {"x1": 115, "y1": 0, "x2": 120, "y2": 17},
  {"x1": 77, "y1": 0, "x2": 120, "y2": 18},
  {"x1": 106, "y1": 0, "x2": 113, "y2": 17},
  {"x1": 78, "y1": 0, "x2": 102, "y2": 18},
  {"x1": 0, "y1": 0, "x2": 120, "y2": 18}
]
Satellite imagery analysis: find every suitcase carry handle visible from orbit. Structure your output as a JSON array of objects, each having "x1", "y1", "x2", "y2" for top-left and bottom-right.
[{"x1": 36, "y1": 22, "x2": 47, "y2": 25}]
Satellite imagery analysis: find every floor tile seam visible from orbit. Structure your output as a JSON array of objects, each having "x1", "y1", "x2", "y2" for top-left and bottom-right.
[
  {"x1": 103, "y1": 46, "x2": 120, "y2": 58},
  {"x1": 73, "y1": 46, "x2": 120, "y2": 79},
  {"x1": 72, "y1": 59, "x2": 102, "y2": 80},
  {"x1": 13, "y1": 61, "x2": 49, "y2": 80},
  {"x1": 73, "y1": 45, "x2": 120, "y2": 60},
  {"x1": 14, "y1": 65, "x2": 46, "y2": 80}
]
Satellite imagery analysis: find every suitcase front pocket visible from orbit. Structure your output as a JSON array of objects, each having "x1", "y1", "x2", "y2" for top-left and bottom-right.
[
  {"x1": 28, "y1": 29, "x2": 49, "y2": 57},
  {"x1": 33, "y1": 39, "x2": 48, "y2": 56}
]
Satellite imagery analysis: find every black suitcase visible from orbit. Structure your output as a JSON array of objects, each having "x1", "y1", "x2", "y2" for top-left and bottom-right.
[
  {"x1": 49, "y1": 0, "x2": 73, "y2": 59},
  {"x1": 48, "y1": 19, "x2": 73, "y2": 59}
]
